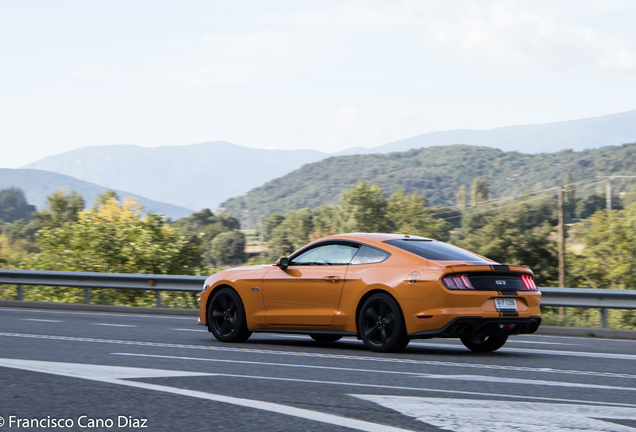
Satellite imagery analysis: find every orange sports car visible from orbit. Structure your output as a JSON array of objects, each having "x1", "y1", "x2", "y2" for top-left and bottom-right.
[{"x1": 198, "y1": 233, "x2": 541, "y2": 353}]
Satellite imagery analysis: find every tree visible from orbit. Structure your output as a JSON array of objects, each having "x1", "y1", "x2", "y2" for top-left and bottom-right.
[
  {"x1": 29, "y1": 197, "x2": 204, "y2": 305},
  {"x1": 2, "y1": 219, "x2": 39, "y2": 244},
  {"x1": 0, "y1": 188, "x2": 36, "y2": 223},
  {"x1": 386, "y1": 189, "x2": 450, "y2": 240},
  {"x1": 470, "y1": 177, "x2": 489, "y2": 207},
  {"x1": 32, "y1": 197, "x2": 203, "y2": 274},
  {"x1": 94, "y1": 190, "x2": 119, "y2": 208},
  {"x1": 262, "y1": 213, "x2": 286, "y2": 242},
  {"x1": 337, "y1": 182, "x2": 388, "y2": 233},
  {"x1": 266, "y1": 209, "x2": 316, "y2": 258},
  {"x1": 570, "y1": 204, "x2": 636, "y2": 290},
  {"x1": 456, "y1": 214, "x2": 558, "y2": 286},
  {"x1": 33, "y1": 189, "x2": 85, "y2": 229},
  {"x1": 455, "y1": 185, "x2": 468, "y2": 210},
  {"x1": 173, "y1": 209, "x2": 241, "y2": 266},
  {"x1": 576, "y1": 194, "x2": 621, "y2": 220},
  {"x1": 208, "y1": 230, "x2": 246, "y2": 267}
]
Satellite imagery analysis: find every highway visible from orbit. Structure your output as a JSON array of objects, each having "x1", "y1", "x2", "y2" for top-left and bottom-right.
[{"x1": 1, "y1": 306, "x2": 636, "y2": 431}]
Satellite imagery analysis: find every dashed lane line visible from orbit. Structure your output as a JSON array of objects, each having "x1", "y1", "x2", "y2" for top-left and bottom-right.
[
  {"x1": 113, "y1": 352, "x2": 636, "y2": 392},
  {"x1": 20, "y1": 319, "x2": 64, "y2": 323},
  {"x1": 1, "y1": 332, "x2": 635, "y2": 379},
  {"x1": 91, "y1": 323, "x2": 137, "y2": 327},
  {"x1": 0, "y1": 307, "x2": 193, "y2": 320}
]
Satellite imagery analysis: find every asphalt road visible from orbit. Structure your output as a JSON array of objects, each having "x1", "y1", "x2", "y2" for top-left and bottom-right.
[{"x1": 1, "y1": 306, "x2": 636, "y2": 432}]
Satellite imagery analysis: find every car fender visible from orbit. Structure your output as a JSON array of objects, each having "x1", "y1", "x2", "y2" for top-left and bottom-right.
[{"x1": 200, "y1": 265, "x2": 273, "y2": 326}]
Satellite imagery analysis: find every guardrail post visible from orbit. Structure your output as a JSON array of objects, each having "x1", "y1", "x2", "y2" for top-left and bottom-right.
[
  {"x1": 601, "y1": 308, "x2": 608, "y2": 328},
  {"x1": 16, "y1": 284, "x2": 23, "y2": 301},
  {"x1": 84, "y1": 288, "x2": 91, "y2": 305},
  {"x1": 156, "y1": 291, "x2": 162, "y2": 308}
]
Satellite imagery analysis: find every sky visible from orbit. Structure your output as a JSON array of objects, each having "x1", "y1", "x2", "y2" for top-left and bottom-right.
[{"x1": 1, "y1": 0, "x2": 636, "y2": 168}]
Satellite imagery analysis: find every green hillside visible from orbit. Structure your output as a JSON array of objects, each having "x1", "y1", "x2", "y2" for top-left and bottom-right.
[{"x1": 218, "y1": 144, "x2": 636, "y2": 227}]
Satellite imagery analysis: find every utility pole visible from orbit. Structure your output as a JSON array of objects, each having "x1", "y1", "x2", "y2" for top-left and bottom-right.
[
  {"x1": 558, "y1": 186, "x2": 566, "y2": 319},
  {"x1": 258, "y1": 215, "x2": 264, "y2": 259},
  {"x1": 606, "y1": 178, "x2": 612, "y2": 211}
]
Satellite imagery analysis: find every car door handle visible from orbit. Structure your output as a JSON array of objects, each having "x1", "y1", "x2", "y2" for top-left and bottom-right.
[{"x1": 324, "y1": 276, "x2": 340, "y2": 283}]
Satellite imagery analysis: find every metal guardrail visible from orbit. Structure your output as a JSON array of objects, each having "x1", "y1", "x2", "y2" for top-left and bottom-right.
[
  {"x1": 0, "y1": 269, "x2": 206, "y2": 307},
  {"x1": 1, "y1": 270, "x2": 635, "y2": 327},
  {"x1": 540, "y1": 287, "x2": 636, "y2": 328}
]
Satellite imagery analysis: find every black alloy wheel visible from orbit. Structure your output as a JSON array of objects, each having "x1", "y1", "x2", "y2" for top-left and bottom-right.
[
  {"x1": 358, "y1": 293, "x2": 409, "y2": 353},
  {"x1": 460, "y1": 335, "x2": 508, "y2": 352},
  {"x1": 310, "y1": 334, "x2": 343, "y2": 343},
  {"x1": 208, "y1": 288, "x2": 251, "y2": 343}
]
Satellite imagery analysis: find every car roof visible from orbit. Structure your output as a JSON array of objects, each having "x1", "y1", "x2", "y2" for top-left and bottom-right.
[{"x1": 313, "y1": 233, "x2": 435, "y2": 249}]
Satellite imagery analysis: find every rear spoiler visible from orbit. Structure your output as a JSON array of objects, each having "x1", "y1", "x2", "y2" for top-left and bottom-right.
[{"x1": 447, "y1": 264, "x2": 534, "y2": 275}]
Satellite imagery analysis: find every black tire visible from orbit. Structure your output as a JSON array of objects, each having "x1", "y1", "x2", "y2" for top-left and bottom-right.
[
  {"x1": 357, "y1": 293, "x2": 409, "y2": 353},
  {"x1": 460, "y1": 335, "x2": 508, "y2": 352},
  {"x1": 208, "y1": 288, "x2": 252, "y2": 343},
  {"x1": 310, "y1": 334, "x2": 343, "y2": 343}
]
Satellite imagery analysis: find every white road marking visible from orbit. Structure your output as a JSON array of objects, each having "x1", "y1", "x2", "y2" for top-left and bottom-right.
[
  {"x1": 171, "y1": 328, "x2": 206, "y2": 332},
  {"x1": 414, "y1": 339, "x2": 576, "y2": 346},
  {"x1": 0, "y1": 358, "x2": 412, "y2": 432},
  {"x1": 411, "y1": 341, "x2": 636, "y2": 360},
  {"x1": 0, "y1": 358, "x2": 214, "y2": 379},
  {"x1": 523, "y1": 333, "x2": 636, "y2": 344},
  {"x1": 20, "y1": 319, "x2": 63, "y2": 323},
  {"x1": 0, "y1": 307, "x2": 193, "y2": 320},
  {"x1": 415, "y1": 374, "x2": 636, "y2": 391},
  {"x1": 356, "y1": 395, "x2": 636, "y2": 432},
  {"x1": 114, "y1": 353, "x2": 636, "y2": 393},
  {"x1": 91, "y1": 323, "x2": 137, "y2": 327},
  {"x1": 267, "y1": 336, "x2": 573, "y2": 346},
  {"x1": 2, "y1": 332, "x2": 635, "y2": 380}
]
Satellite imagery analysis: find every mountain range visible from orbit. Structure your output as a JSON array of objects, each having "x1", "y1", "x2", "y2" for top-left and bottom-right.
[
  {"x1": 336, "y1": 109, "x2": 636, "y2": 156},
  {"x1": 217, "y1": 143, "x2": 636, "y2": 228},
  {"x1": 21, "y1": 109, "x2": 636, "y2": 213},
  {"x1": 23, "y1": 142, "x2": 327, "y2": 211},
  {"x1": 0, "y1": 169, "x2": 193, "y2": 219}
]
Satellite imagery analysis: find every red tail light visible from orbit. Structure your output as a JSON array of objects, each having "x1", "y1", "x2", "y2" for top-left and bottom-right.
[
  {"x1": 519, "y1": 274, "x2": 538, "y2": 290},
  {"x1": 442, "y1": 274, "x2": 475, "y2": 290}
]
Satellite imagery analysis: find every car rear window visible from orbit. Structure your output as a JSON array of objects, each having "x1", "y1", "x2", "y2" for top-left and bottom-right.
[{"x1": 384, "y1": 239, "x2": 490, "y2": 263}]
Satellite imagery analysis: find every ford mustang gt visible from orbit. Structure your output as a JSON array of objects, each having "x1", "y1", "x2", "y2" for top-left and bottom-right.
[{"x1": 198, "y1": 233, "x2": 541, "y2": 352}]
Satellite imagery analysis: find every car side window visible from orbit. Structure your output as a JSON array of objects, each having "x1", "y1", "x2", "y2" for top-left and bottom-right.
[
  {"x1": 290, "y1": 243, "x2": 359, "y2": 266},
  {"x1": 350, "y1": 245, "x2": 390, "y2": 265}
]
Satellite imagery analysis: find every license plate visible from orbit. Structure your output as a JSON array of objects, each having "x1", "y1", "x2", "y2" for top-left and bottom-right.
[{"x1": 495, "y1": 298, "x2": 517, "y2": 310}]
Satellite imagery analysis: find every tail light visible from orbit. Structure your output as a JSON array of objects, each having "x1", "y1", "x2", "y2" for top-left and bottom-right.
[
  {"x1": 442, "y1": 272, "x2": 538, "y2": 290},
  {"x1": 519, "y1": 274, "x2": 538, "y2": 290},
  {"x1": 442, "y1": 274, "x2": 475, "y2": 290}
]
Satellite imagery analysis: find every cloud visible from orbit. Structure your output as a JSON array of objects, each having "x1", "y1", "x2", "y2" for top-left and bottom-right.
[
  {"x1": 425, "y1": 0, "x2": 636, "y2": 70},
  {"x1": 62, "y1": 0, "x2": 636, "y2": 90}
]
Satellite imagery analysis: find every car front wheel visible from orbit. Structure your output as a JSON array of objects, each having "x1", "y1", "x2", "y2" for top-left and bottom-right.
[
  {"x1": 208, "y1": 288, "x2": 251, "y2": 343},
  {"x1": 460, "y1": 335, "x2": 508, "y2": 352},
  {"x1": 358, "y1": 293, "x2": 409, "y2": 353}
]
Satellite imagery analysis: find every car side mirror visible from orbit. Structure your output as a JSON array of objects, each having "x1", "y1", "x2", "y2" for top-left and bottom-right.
[{"x1": 276, "y1": 257, "x2": 289, "y2": 268}]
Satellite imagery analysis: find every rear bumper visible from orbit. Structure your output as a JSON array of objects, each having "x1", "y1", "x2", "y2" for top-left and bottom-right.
[{"x1": 410, "y1": 316, "x2": 541, "y2": 339}]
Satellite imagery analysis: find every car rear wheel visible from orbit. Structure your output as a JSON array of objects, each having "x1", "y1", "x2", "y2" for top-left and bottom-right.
[
  {"x1": 358, "y1": 293, "x2": 409, "y2": 353},
  {"x1": 310, "y1": 334, "x2": 342, "y2": 343},
  {"x1": 460, "y1": 335, "x2": 508, "y2": 352},
  {"x1": 208, "y1": 288, "x2": 251, "y2": 343}
]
